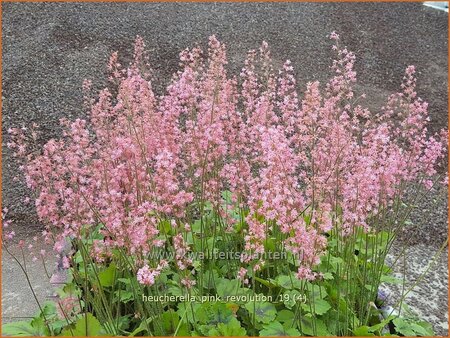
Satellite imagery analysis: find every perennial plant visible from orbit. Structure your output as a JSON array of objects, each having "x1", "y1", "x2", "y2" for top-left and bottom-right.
[{"x1": 3, "y1": 33, "x2": 447, "y2": 336}]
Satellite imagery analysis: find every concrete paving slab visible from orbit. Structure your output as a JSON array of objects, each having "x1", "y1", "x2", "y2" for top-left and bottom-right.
[
  {"x1": 382, "y1": 243, "x2": 449, "y2": 336},
  {"x1": 1, "y1": 238, "x2": 56, "y2": 323}
]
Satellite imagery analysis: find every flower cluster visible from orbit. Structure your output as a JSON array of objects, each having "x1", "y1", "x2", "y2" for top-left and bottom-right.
[
  {"x1": 7, "y1": 33, "x2": 447, "y2": 282},
  {"x1": 136, "y1": 260, "x2": 168, "y2": 286},
  {"x1": 57, "y1": 295, "x2": 81, "y2": 320}
]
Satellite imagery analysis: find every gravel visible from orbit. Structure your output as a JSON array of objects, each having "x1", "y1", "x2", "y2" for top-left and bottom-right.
[
  {"x1": 2, "y1": 1, "x2": 448, "y2": 333},
  {"x1": 396, "y1": 184, "x2": 448, "y2": 247}
]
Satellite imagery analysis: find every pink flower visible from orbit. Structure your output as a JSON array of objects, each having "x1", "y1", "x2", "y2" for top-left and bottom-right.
[
  {"x1": 57, "y1": 295, "x2": 80, "y2": 320},
  {"x1": 62, "y1": 256, "x2": 71, "y2": 269},
  {"x1": 237, "y1": 267, "x2": 247, "y2": 281},
  {"x1": 137, "y1": 265, "x2": 159, "y2": 286},
  {"x1": 153, "y1": 239, "x2": 165, "y2": 247},
  {"x1": 296, "y1": 266, "x2": 317, "y2": 281},
  {"x1": 53, "y1": 240, "x2": 65, "y2": 253},
  {"x1": 5, "y1": 231, "x2": 15, "y2": 241},
  {"x1": 181, "y1": 277, "x2": 196, "y2": 289},
  {"x1": 137, "y1": 261, "x2": 167, "y2": 286},
  {"x1": 173, "y1": 234, "x2": 192, "y2": 271},
  {"x1": 329, "y1": 31, "x2": 340, "y2": 40}
]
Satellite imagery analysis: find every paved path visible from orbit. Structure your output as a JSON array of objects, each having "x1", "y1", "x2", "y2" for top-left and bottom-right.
[
  {"x1": 384, "y1": 244, "x2": 449, "y2": 336},
  {"x1": 2, "y1": 237, "x2": 56, "y2": 323}
]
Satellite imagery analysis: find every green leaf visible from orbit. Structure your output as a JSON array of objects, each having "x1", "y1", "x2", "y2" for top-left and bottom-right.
[
  {"x1": 305, "y1": 282, "x2": 328, "y2": 300},
  {"x1": 276, "y1": 309, "x2": 294, "y2": 323},
  {"x1": 197, "y1": 324, "x2": 214, "y2": 336},
  {"x1": 216, "y1": 278, "x2": 240, "y2": 299},
  {"x1": 301, "y1": 298, "x2": 331, "y2": 315},
  {"x1": 159, "y1": 219, "x2": 172, "y2": 235},
  {"x1": 299, "y1": 316, "x2": 330, "y2": 336},
  {"x1": 212, "y1": 317, "x2": 247, "y2": 336},
  {"x1": 114, "y1": 289, "x2": 134, "y2": 303},
  {"x1": 414, "y1": 321, "x2": 434, "y2": 336},
  {"x1": 393, "y1": 318, "x2": 434, "y2": 337},
  {"x1": 329, "y1": 256, "x2": 344, "y2": 272},
  {"x1": 2, "y1": 321, "x2": 40, "y2": 336},
  {"x1": 115, "y1": 315, "x2": 132, "y2": 332},
  {"x1": 98, "y1": 263, "x2": 116, "y2": 287},
  {"x1": 254, "y1": 276, "x2": 278, "y2": 289},
  {"x1": 275, "y1": 274, "x2": 302, "y2": 290},
  {"x1": 282, "y1": 290, "x2": 303, "y2": 309},
  {"x1": 117, "y1": 278, "x2": 131, "y2": 285},
  {"x1": 367, "y1": 320, "x2": 389, "y2": 333},
  {"x1": 192, "y1": 219, "x2": 202, "y2": 233},
  {"x1": 201, "y1": 269, "x2": 220, "y2": 289},
  {"x1": 185, "y1": 232, "x2": 194, "y2": 245},
  {"x1": 353, "y1": 326, "x2": 376, "y2": 336},
  {"x1": 128, "y1": 316, "x2": 155, "y2": 336},
  {"x1": 60, "y1": 282, "x2": 79, "y2": 297},
  {"x1": 177, "y1": 302, "x2": 201, "y2": 324},
  {"x1": 74, "y1": 250, "x2": 84, "y2": 264},
  {"x1": 173, "y1": 308, "x2": 190, "y2": 336},
  {"x1": 409, "y1": 323, "x2": 430, "y2": 336},
  {"x1": 322, "y1": 272, "x2": 334, "y2": 280},
  {"x1": 196, "y1": 302, "x2": 234, "y2": 325},
  {"x1": 365, "y1": 284, "x2": 375, "y2": 291},
  {"x1": 64, "y1": 313, "x2": 103, "y2": 336},
  {"x1": 245, "y1": 301, "x2": 276, "y2": 324},
  {"x1": 263, "y1": 237, "x2": 276, "y2": 252},
  {"x1": 221, "y1": 190, "x2": 233, "y2": 204},
  {"x1": 393, "y1": 318, "x2": 415, "y2": 336},
  {"x1": 36, "y1": 301, "x2": 57, "y2": 319},
  {"x1": 154, "y1": 310, "x2": 181, "y2": 335},
  {"x1": 259, "y1": 321, "x2": 301, "y2": 336},
  {"x1": 30, "y1": 316, "x2": 49, "y2": 335}
]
